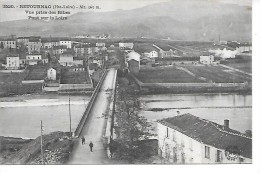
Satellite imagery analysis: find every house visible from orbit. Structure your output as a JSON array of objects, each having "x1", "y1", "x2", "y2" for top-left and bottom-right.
[
  {"x1": 126, "y1": 51, "x2": 140, "y2": 74},
  {"x1": 47, "y1": 68, "x2": 56, "y2": 81},
  {"x1": 59, "y1": 53, "x2": 74, "y2": 66},
  {"x1": 119, "y1": 42, "x2": 134, "y2": 49},
  {"x1": 28, "y1": 37, "x2": 42, "y2": 54},
  {"x1": 74, "y1": 44, "x2": 91, "y2": 57},
  {"x1": 236, "y1": 43, "x2": 252, "y2": 54},
  {"x1": 41, "y1": 38, "x2": 53, "y2": 49},
  {"x1": 6, "y1": 56, "x2": 20, "y2": 70},
  {"x1": 157, "y1": 114, "x2": 252, "y2": 164},
  {"x1": 200, "y1": 55, "x2": 214, "y2": 65},
  {"x1": 0, "y1": 38, "x2": 17, "y2": 49},
  {"x1": 17, "y1": 37, "x2": 30, "y2": 46},
  {"x1": 53, "y1": 45, "x2": 67, "y2": 55},
  {"x1": 25, "y1": 54, "x2": 43, "y2": 65},
  {"x1": 144, "y1": 50, "x2": 158, "y2": 58},
  {"x1": 96, "y1": 42, "x2": 106, "y2": 47},
  {"x1": 153, "y1": 44, "x2": 176, "y2": 58},
  {"x1": 59, "y1": 38, "x2": 72, "y2": 48}
]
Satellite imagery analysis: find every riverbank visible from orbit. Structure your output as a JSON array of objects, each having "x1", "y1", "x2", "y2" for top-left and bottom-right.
[{"x1": 0, "y1": 131, "x2": 75, "y2": 164}]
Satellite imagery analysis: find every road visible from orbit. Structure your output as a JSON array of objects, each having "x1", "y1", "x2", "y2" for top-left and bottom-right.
[{"x1": 68, "y1": 68, "x2": 116, "y2": 164}]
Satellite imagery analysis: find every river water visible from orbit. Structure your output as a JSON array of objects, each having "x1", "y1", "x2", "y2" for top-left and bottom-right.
[
  {"x1": 0, "y1": 94, "x2": 90, "y2": 138},
  {"x1": 139, "y1": 93, "x2": 252, "y2": 133},
  {"x1": 0, "y1": 93, "x2": 252, "y2": 139}
]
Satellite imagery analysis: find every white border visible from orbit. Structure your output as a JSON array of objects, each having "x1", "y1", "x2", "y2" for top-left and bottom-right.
[{"x1": 1, "y1": 0, "x2": 260, "y2": 173}]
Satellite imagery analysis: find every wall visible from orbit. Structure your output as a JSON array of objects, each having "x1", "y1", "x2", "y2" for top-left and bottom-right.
[{"x1": 157, "y1": 123, "x2": 252, "y2": 164}]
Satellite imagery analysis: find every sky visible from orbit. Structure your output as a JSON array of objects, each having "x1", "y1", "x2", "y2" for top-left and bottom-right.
[{"x1": 0, "y1": 0, "x2": 252, "y2": 22}]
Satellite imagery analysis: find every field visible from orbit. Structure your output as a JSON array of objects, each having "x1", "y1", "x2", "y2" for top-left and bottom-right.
[
  {"x1": 180, "y1": 65, "x2": 251, "y2": 83},
  {"x1": 136, "y1": 66, "x2": 203, "y2": 83},
  {"x1": 61, "y1": 70, "x2": 91, "y2": 84},
  {"x1": 135, "y1": 64, "x2": 251, "y2": 84},
  {"x1": 224, "y1": 61, "x2": 252, "y2": 73},
  {"x1": 25, "y1": 65, "x2": 48, "y2": 80}
]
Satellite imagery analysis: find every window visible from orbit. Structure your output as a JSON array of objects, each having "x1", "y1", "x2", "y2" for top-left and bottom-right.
[
  {"x1": 189, "y1": 139, "x2": 193, "y2": 151},
  {"x1": 166, "y1": 127, "x2": 169, "y2": 138},
  {"x1": 239, "y1": 157, "x2": 244, "y2": 163},
  {"x1": 216, "y1": 150, "x2": 223, "y2": 162},
  {"x1": 205, "y1": 146, "x2": 210, "y2": 159}
]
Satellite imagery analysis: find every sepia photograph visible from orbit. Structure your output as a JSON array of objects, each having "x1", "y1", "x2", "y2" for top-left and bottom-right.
[{"x1": 0, "y1": 0, "x2": 258, "y2": 170}]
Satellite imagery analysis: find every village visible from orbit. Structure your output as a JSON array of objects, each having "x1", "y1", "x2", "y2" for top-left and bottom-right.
[{"x1": 0, "y1": 34, "x2": 252, "y2": 164}]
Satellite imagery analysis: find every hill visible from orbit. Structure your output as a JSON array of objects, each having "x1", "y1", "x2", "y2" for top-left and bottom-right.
[{"x1": 0, "y1": 0, "x2": 251, "y2": 41}]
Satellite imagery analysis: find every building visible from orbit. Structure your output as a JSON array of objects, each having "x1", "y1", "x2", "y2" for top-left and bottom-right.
[
  {"x1": 236, "y1": 43, "x2": 252, "y2": 54},
  {"x1": 59, "y1": 38, "x2": 72, "y2": 49},
  {"x1": 74, "y1": 44, "x2": 91, "y2": 57},
  {"x1": 126, "y1": 51, "x2": 140, "y2": 74},
  {"x1": 157, "y1": 114, "x2": 252, "y2": 164},
  {"x1": 144, "y1": 50, "x2": 159, "y2": 58},
  {"x1": 153, "y1": 44, "x2": 176, "y2": 58},
  {"x1": 6, "y1": 56, "x2": 20, "y2": 69},
  {"x1": 0, "y1": 38, "x2": 17, "y2": 49},
  {"x1": 53, "y1": 45, "x2": 68, "y2": 55},
  {"x1": 96, "y1": 42, "x2": 106, "y2": 47},
  {"x1": 47, "y1": 68, "x2": 57, "y2": 81},
  {"x1": 17, "y1": 37, "x2": 30, "y2": 46},
  {"x1": 119, "y1": 42, "x2": 134, "y2": 50},
  {"x1": 59, "y1": 53, "x2": 74, "y2": 66},
  {"x1": 28, "y1": 37, "x2": 42, "y2": 54},
  {"x1": 200, "y1": 55, "x2": 214, "y2": 65},
  {"x1": 26, "y1": 54, "x2": 43, "y2": 65}
]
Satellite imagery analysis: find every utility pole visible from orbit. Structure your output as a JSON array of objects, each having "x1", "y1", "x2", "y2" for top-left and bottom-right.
[
  {"x1": 40, "y1": 120, "x2": 44, "y2": 164},
  {"x1": 69, "y1": 95, "x2": 72, "y2": 138}
]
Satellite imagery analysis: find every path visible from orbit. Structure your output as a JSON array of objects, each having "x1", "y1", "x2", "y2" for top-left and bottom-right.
[{"x1": 68, "y1": 68, "x2": 116, "y2": 164}]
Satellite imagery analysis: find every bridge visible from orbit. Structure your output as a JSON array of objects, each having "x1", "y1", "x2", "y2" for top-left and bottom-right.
[{"x1": 68, "y1": 68, "x2": 117, "y2": 164}]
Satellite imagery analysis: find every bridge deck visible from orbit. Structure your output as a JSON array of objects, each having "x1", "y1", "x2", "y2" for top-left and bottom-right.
[{"x1": 68, "y1": 68, "x2": 116, "y2": 164}]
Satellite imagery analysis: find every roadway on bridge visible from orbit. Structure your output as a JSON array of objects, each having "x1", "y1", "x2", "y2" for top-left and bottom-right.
[{"x1": 68, "y1": 68, "x2": 116, "y2": 164}]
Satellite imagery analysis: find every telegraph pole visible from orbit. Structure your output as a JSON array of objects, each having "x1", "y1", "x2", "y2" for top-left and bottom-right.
[
  {"x1": 40, "y1": 120, "x2": 44, "y2": 164},
  {"x1": 69, "y1": 95, "x2": 72, "y2": 138}
]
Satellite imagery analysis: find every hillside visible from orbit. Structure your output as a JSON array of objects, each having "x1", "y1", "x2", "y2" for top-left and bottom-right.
[{"x1": 0, "y1": 0, "x2": 251, "y2": 41}]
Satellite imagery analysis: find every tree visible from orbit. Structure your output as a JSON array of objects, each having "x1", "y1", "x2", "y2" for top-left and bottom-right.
[{"x1": 113, "y1": 84, "x2": 153, "y2": 163}]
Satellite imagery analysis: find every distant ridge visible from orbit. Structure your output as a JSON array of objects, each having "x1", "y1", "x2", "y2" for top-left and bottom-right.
[{"x1": 0, "y1": 0, "x2": 251, "y2": 41}]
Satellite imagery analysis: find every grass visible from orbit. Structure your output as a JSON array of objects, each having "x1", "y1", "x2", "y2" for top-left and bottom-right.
[
  {"x1": 25, "y1": 65, "x2": 48, "y2": 80},
  {"x1": 61, "y1": 70, "x2": 91, "y2": 84},
  {"x1": 183, "y1": 65, "x2": 251, "y2": 83},
  {"x1": 135, "y1": 64, "x2": 251, "y2": 84},
  {"x1": 136, "y1": 66, "x2": 203, "y2": 83},
  {"x1": 225, "y1": 61, "x2": 252, "y2": 73}
]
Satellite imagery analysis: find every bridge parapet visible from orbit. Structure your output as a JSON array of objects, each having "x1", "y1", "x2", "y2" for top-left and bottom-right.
[{"x1": 74, "y1": 70, "x2": 108, "y2": 137}]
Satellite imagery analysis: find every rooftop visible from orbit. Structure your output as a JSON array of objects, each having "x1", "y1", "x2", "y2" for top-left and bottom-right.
[{"x1": 158, "y1": 113, "x2": 252, "y2": 159}]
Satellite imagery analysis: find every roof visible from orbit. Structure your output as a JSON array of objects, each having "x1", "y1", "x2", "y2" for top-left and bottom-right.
[
  {"x1": 153, "y1": 44, "x2": 173, "y2": 51},
  {"x1": 29, "y1": 37, "x2": 41, "y2": 42},
  {"x1": 158, "y1": 114, "x2": 252, "y2": 159},
  {"x1": 53, "y1": 45, "x2": 67, "y2": 50},
  {"x1": 126, "y1": 51, "x2": 140, "y2": 62},
  {"x1": 134, "y1": 43, "x2": 157, "y2": 53}
]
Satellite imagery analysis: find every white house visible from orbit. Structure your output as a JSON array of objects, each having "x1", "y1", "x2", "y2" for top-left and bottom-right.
[
  {"x1": 157, "y1": 114, "x2": 252, "y2": 164},
  {"x1": 0, "y1": 39, "x2": 17, "y2": 49},
  {"x1": 6, "y1": 56, "x2": 20, "y2": 70},
  {"x1": 59, "y1": 39, "x2": 72, "y2": 49},
  {"x1": 200, "y1": 55, "x2": 214, "y2": 65},
  {"x1": 119, "y1": 42, "x2": 134, "y2": 49},
  {"x1": 59, "y1": 53, "x2": 74, "y2": 66},
  {"x1": 47, "y1": 68, "x2": 56, "y2": 81},
  {"x1": 26, "y1": 54, "x2": 42, "y2": 65},
  {"x1": 144, "y1": 50, "x2": 158, "y2": 58}
]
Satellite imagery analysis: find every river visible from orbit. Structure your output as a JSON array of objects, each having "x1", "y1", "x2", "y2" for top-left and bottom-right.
[
  {"x1": 0, "y1": 93, "x2": 252, "y2": 138},
  {"x1": 139, "y1": 93, "x2": 252, "y2": 133},
  {"x1": 0, "y1": 94, "x2": 90, "y2": 138}
]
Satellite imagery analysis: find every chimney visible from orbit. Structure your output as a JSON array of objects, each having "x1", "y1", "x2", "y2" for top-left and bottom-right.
[{"x1": 224, "y1": 119, "x2": 229, "y2": 128}]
